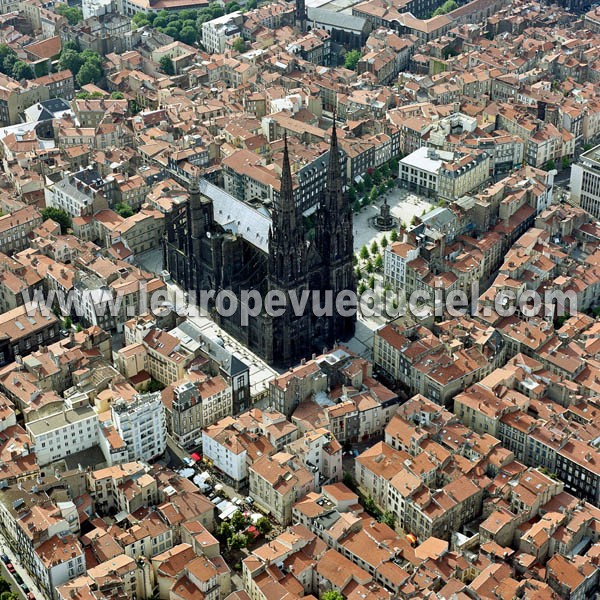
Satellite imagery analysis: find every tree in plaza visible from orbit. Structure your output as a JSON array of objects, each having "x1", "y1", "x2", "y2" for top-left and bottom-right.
[
  {"x1": 380, "y1": 235, "x2": 388, "y2": 248},
  {"x1": 368, "y1": 275, "x2": 375, "y2": 289},
  {"x1": 390, "y1": 229, "x2": 398, "y2": 242},
  {"x1": 227, "y1": 531, "x2": 249, "y2": 550},
  {"x1": 365, "y1": 259, "x2": 374, "y2": 274},
  {"x1": 255, "y1": 517, "x2": 272, "y2": 535},
  {"x1": 374, "y1": 254, "x2": 384, "y2": 271},
  {"x1": 217, "y1": 521, "x2": 232, "y2": 541},
  {"x1": 230, "y1": 510, "x2": 250, "y2": 532},
  {"x1": 359, "y1": 245, "x2": 369, "y2": 260},
  {"x1": 370, "y1": 240, "x2": 379, "y2": 254}
]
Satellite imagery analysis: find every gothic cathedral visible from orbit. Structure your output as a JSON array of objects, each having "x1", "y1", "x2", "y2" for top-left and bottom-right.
[{"x1": 163, "y1": 121, "x2": 356, "y2": 367}]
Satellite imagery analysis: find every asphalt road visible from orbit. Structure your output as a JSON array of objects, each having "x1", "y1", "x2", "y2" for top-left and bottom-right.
[{"x1": 0, "y1": 536, "x2": 46, "y2": 600}]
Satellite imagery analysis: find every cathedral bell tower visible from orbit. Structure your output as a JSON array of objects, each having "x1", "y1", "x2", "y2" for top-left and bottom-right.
[
  {"x1": 315, "y1": 115, "x2": 356, "y2": 342},
  {"x1": 296, "y1": 0, "x2": 306, "y2": 31},
  {"x1": 267, "y1": 134, "x2": 309, "y2": 364}
]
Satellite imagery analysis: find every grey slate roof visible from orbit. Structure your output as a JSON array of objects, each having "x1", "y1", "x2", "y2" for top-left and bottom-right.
[
  {"x1": 199, "y1": 178, "x2": 271, "y2": 254},
  {"x1": 307, "y1": 8, "x2": 369, "y2": 33}
]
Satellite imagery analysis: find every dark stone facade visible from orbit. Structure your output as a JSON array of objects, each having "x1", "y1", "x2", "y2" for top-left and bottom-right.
[{"x1": 163, "y1": 123, "x2": 356, "y2": 368}]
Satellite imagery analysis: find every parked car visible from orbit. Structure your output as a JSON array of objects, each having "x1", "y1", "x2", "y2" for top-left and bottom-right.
[
  {"x1": 21, "y1": 583, "x2": 29, "y2": 593},
  {"x1": 211, "y1": 496, "x2": 222, "y2": 505},
  {"x1": 27, "y1": 593, "x2": 35, "y2": 600},
  {"x1": 0, "y1": 555, "x2": 9, "y2": 564},
  {"x1": 14, "y1": 573, "x2": 22, "y2": 585},
  {"x1": 182, "y1": 457, "x2": 194, "y2": 467},
  {"x1": 6, "y1": 563, "x2": 15, "y2": 573},
  {"x1": 245, "y1": 496, "x2": 254, "y2": 505}
]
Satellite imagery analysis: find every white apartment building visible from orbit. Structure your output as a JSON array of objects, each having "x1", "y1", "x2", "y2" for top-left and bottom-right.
[
  {"x1": 26, "y1": 404, "x2": 99, "y2": 466},
  {"x1": 202, "y1": 424, "x2": 248, "y2": 484},
  {"x1": 384, "y1": 240, "x2": 420, "y2": 290},
  {"x1": 398, "y1": 147, "x2": 452, "y2": 196},
  {"x1": 571, "y1": 144, "x2": 600, "y2": 219},
  {"x1": 33, "y1": 534, "x2": 86, "y2": 599},
  {"x1": 201, "y1": 12, "x2": 243, "y2": 54},
  {"x1": 112, "y1": 393, "x2": 167, "y2": 463},
  {"x1": 44, "y1": 176, "x2": 95, "y2": 217},
  {"x1": 82, "y1": 0, "x2": 115, "y2": 19}
]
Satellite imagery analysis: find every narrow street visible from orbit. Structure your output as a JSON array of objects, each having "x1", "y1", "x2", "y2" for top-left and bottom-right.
[{"x1": 0, "y1": 531, "x2": 47, "y2": 600}]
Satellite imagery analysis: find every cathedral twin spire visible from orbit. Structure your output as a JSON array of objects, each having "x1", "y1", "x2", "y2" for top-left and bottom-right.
[{"x1": 269, "y1": 116, "x2": 350, "y2": 285}]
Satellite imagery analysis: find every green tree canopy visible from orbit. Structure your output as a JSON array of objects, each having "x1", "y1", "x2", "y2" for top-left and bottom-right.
[
  {"x1": 59, "y1": 49, "x2": 84, "y2": 76},
  {"x1": 230, "y1": 510, "x2": 250, "y2": 532},
  {"x1": 11, "y1": 61, "x2": 33, "y2": 80},
  {"x1": 321, "y1": 590, "x2": 344, "y2": 600},
  {"x1": 76, "y1": 61, "x2": 102, "y2": 86},
  {"x1": 232, "y1": 37, "x2": 246, "y2": 53},
  {"x1": 41, "y1": 207, "x2": 71, "y2": 234},
  {"x1": 180, "y1": 26, "x2": 198, "y2": 45},
  {"x1": 76, "y1": 91, "x2": 104, "y2": 99},
  {"x1": 390, "y1": 229, "x2": 398, "y2": 242},
  {"x1": 432, "y1": 0, "x2": 457, "y2": 16},
  {"x1": 344, "y1": 49, "x2": 361, "y2": 71},
  {"x1": 159, "y1": 56, "x2": 175, "y2": 75},
  {"x1": 56, "y1": 4, "x2": 83, "y2": 25},
  {"x1": 255, "y1": 516, "x2": 272, "y2": 535},
  {"x1": 227, "y1": 531, "x2": 249, "y2": 550},
  {"x1": 115, "y1": 203, "x2": 134, "y2": 218}
]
